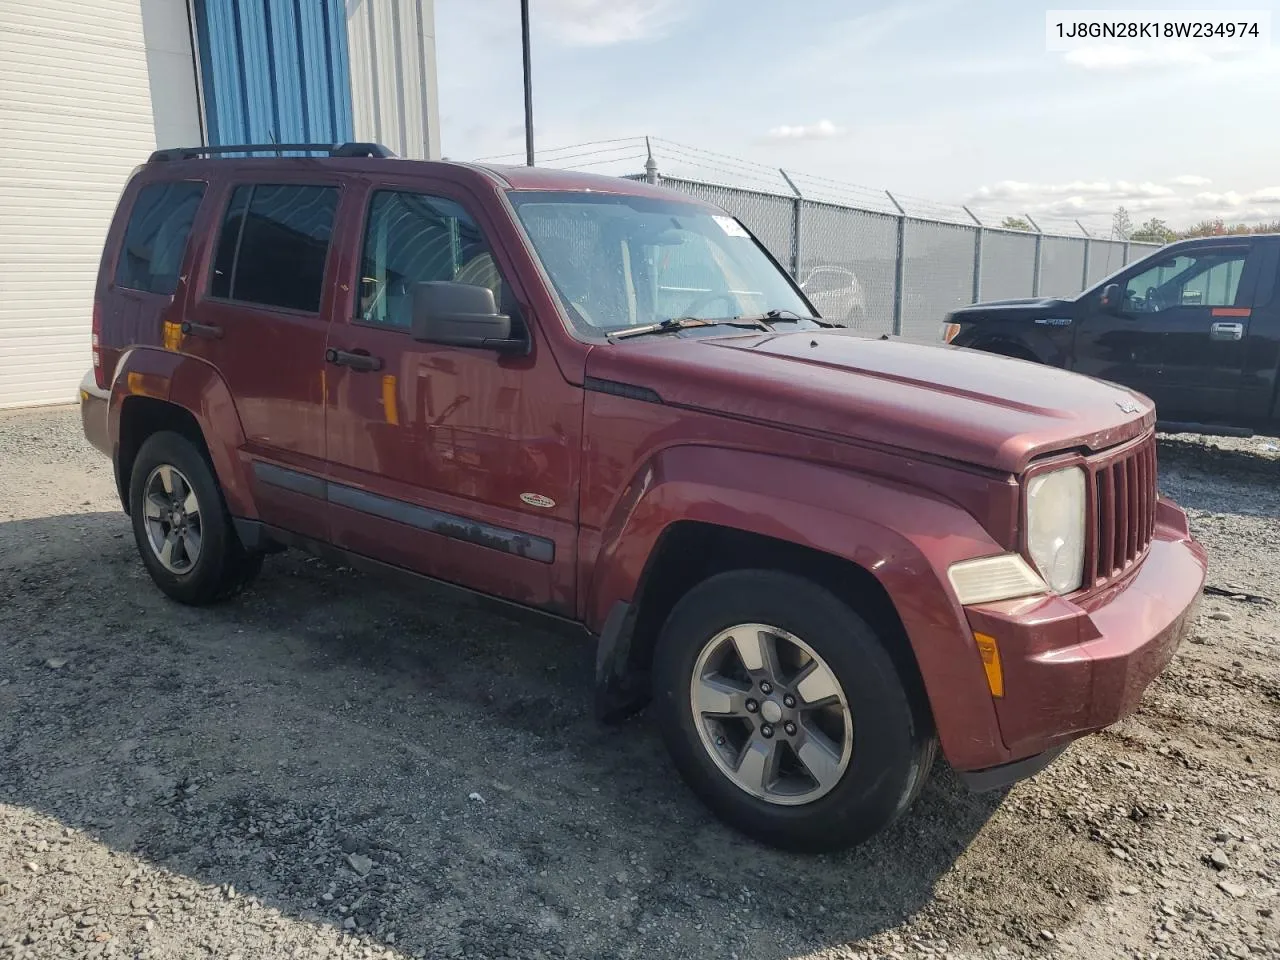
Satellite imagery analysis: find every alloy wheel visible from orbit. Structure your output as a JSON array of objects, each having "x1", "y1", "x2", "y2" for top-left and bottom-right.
[
  {"x1": 689, "y1": 622, "x2": 853, "y2": 805},
  {"x1": 142, "y1": 463, "x2": 203, "y2": 574}
]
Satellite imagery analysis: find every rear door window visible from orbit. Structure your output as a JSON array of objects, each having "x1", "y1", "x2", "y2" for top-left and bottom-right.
[
  {"x1": 115, "y1": 181, "x2": 206, "y2": 295},
  {"x1": 210, "y1": 184, "x2": 339, "y2": 312}
]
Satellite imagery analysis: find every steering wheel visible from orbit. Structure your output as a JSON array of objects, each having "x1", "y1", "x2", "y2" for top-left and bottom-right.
[{"x1": 679, "y1": 291, "x2": 739, "y2": 319}]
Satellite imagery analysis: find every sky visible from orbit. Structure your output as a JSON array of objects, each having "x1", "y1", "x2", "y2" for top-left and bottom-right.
[{"x1": 433, "y1": 0, "x2": 1280, "y2": 233}]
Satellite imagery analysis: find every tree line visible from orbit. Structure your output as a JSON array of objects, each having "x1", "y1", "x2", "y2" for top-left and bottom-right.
[{"x1": 999, "y1": 207, "x2": 1280, "y2": 244}]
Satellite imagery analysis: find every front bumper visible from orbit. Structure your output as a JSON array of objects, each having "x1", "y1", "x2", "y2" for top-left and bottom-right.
[
  {"x1": 957, "y1": 497, "x2": 1206, "y2": 777},
  {"x1": 79, "y1": 370, "x2": 111, "y2": 459}
]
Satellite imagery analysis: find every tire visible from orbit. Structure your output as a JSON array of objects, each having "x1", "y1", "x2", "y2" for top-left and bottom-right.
[
  {"x1": 652, "y1": 569, "x2": 935, "y2": 852},
  {"x1": 128, "y1": 431, "x2": 262, "y2": 605}
]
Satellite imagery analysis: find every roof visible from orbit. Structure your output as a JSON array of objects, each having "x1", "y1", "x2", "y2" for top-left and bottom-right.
[
  {"x1": 472, "y1": 162, "x2": 693, "y2": 199},
  {"x1": 141, "y1": 142, "x2": 709, "y2": 204}
]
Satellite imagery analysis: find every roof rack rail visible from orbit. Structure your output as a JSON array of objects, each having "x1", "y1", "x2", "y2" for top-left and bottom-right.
[{"x1": 148, "y1": 142, "x2": 396, "y2": 162}]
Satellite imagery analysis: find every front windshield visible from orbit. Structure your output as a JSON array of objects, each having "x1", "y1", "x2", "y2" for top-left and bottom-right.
[{"x1": 508, "y1": 191, "x2": 812, "y2": 335}]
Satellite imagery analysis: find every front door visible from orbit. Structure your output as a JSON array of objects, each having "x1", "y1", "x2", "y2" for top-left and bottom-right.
[
  {"x1": 180, "y1": 179, "x2": 344, "y2": 538},
  {"x1": 322, "y1": 179, "x2": 582, "y2": 614},
  {"x1": 1073, "y1": 243, "x2": 1257, "y2": 421}
]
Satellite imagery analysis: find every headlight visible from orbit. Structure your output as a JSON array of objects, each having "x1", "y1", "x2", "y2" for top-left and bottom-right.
[{"x1": 1026, "y1": 466, "x2": 1087, "y2": 594}]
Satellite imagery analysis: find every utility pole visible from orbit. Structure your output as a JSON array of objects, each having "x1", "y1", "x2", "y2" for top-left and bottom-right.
[{"x1": 521, "y1": 0, "x2": 535, "y2": 166}]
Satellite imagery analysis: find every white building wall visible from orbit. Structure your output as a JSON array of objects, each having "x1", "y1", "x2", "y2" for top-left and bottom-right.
[
  {"x1": 0, "y1": 0, "x2": 157, "y2": 409},
  {"x1": 347, "y1": 0, "x2": 441, "y2": 160}
]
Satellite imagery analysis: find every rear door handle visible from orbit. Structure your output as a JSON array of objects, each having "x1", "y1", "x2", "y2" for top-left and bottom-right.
[
  {"x1": 179, "y1": 321, "x2": 222, "y2": 339},
  {"x1": 1209, "y1": 321, "x2": 1244, "y2": 341},
  {"x1": 325, "y1": 348, "x2": 383, "y2": 372}
]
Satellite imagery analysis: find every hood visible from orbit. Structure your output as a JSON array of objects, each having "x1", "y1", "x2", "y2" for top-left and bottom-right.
[
  {"x1": 585, "y1": 330, "x2": 1153, "y2": 474},
  {"x1": 948, "y1": 297, "x2": 1074, "y2": 320}
]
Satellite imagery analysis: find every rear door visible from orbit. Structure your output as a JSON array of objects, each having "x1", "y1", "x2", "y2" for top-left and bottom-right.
[
  {"x1": 1237, "y1": 240, "x2": 1280, "y2": 425},
  {"x1": 180, "y1": 177, "x2": 344, "y2": 539}
]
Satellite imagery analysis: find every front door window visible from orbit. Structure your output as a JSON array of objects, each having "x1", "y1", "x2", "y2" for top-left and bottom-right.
[{"x1": 1122, "y1": 250, "x2": 1248, "y2": 314}]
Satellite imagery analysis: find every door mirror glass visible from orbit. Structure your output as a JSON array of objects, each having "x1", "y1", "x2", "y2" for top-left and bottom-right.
[
  {"x1": 411, "y1": 281, "x2": 524, "y2": 352},
  {"x1": 1099, "y1": 283, "x2": 1124, "y2": 313}
]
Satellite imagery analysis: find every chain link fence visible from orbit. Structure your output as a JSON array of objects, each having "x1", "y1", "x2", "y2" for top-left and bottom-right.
[{"x1": 651, "y1": 175, "x2": 1162, "y2": 340}]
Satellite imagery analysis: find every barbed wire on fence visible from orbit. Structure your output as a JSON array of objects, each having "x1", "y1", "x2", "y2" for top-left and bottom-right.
[
  {"x1": 475, "y1": 136, "x2": 1125, "y2": 237},
  {"x1": 465, "y1": 136, "x2": 1161, "y2": 340}
]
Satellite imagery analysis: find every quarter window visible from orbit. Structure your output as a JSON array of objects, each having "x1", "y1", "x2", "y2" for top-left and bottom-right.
[
  {"x1": 357, "y1": 190, "x2": 504, "y2": 329},
  {"x1": 115, "y1": 181, "x2": 206, "y2": 295},
  {"x1": 210, "y1": 184, "x2": 338, "y2": 312}
]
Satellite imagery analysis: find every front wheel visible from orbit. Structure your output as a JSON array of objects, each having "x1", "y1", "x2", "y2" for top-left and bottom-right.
[
  {"x1": 128, "y1": 431, "x2": 262, "y2": 605},
  {"x1": 652, "y1": 570, "x2": 935, "y2": 852}
]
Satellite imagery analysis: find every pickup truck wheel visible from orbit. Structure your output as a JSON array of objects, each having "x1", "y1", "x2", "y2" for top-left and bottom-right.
[
  {"x1": 128, "y1": 431, "x2": 262, "y2": 605},
  {"x1": 652, "y1": 570, "x2": 935, "y2": 852}
]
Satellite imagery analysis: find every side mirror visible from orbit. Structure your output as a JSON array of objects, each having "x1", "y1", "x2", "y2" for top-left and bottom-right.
[
  {"x1": 1099, "y1": 283, "x2": 1124, "y2": 313},
  {"x1": 411, "y1": 281, "x2": 527, "y2": 353}
]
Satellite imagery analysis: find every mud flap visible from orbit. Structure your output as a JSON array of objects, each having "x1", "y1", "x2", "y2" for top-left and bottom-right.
[{"x1": 594, "y1": 600, "x2": 650, "y2": 724}]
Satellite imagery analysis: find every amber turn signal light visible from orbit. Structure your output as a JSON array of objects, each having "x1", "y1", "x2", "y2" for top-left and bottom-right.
[
  {"x1": 942, "y1": 322, "x2": 962, "y2": 343},
  {"x1": 974, "y1": 632, "x2": 1004, "y2": 698}
]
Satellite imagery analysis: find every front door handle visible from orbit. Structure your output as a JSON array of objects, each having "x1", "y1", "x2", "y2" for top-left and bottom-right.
[
  {"x1": 325, "y1": 348, "x2": 384, "y2": 372},
  {"x1": 1210, "y1": 321, "x2": 1244, "y2": 341},
  {"x1": 179, "y1": 321, "x2": 222, "y2": 339}
]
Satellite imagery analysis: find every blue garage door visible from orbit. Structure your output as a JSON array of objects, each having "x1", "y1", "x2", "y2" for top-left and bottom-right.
[{"x1": 194, "y1": 0, "x2": 354, "y2": 148}]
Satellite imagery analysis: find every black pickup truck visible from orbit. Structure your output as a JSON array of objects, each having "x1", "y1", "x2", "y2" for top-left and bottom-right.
[{"x1": 945, "y1": 234, "x2": 1280, "y2": 437}]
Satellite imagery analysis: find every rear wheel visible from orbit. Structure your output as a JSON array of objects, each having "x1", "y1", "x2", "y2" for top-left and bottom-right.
[
  {"x1": 128, "y1": 431, "x2": 262, "y2": 605},
  {"x1": 652, "y1": 570, "x2": 935, "y2": 852}
]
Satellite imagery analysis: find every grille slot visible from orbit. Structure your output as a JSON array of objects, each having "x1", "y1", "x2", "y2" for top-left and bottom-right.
[{"x1": 1085, "y1": 435, "x2": 1157, "y2": 587}]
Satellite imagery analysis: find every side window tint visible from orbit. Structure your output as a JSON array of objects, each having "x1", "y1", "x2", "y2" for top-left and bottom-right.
[
  {"x1": 358, "y1": 191, "x2": 504, "y2": 328},
  {"x1": 210, "y1": 186, "x2": 251, "y2": 299},
  {"x1": 1122, "y1": 250, "x2": 1248, "y2": 312},
  {"x1": 115, "y1": 181, "x2": 206, "y2": 294},
  {"x1": 211, "y1": 184, "x2": 338, "y2": 312}
]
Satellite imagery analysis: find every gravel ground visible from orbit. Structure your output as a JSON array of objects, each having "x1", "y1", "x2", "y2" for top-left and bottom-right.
[{"x1": 0, "y1": 405, "x2": 1276, "y2": 960}]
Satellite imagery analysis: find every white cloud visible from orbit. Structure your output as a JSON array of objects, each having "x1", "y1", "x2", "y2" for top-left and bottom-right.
[
  {"x1": 1251, "y1": 187, "x2": 1280, "y2": 203},
  {"x1": 1193, "y1": 190, "x2": 1247, "y2": 209},
  {"x1": 1062, "y1": 45, "x2": 1214, "y2": 70},
  {"x1": 765, "y1": 119, "x2": 846, "y2": 141},
  {"x1": 972, "y1": 180, "x2": 1173, "y2": 203},
  {"x1": 538, "y1": 0, "x2": 688, "y2": 46},
  {"x1": 1170, "y1": 175, "x2": 1212, "y2": 187}
]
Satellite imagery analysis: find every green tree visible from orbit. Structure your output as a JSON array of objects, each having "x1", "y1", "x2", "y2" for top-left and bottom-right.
[
  {"x1": 1130, "y1": 217, "x2": 1176, "y2": 244},
  {"x1": 1111, "y1": 206, "x2": 1133, "y2": 240},
  {"x1": 1000, "y1": 216, "x2": 1033, "y2": 232}
]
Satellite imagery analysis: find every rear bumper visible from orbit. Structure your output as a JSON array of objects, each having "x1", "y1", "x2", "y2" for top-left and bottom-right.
[
  {"x1": 79, "y1": 370, "x2": 111, "y2": 459},
  {"x1": 956, "y1": 497, "x2": 1206, "y2": 776}
]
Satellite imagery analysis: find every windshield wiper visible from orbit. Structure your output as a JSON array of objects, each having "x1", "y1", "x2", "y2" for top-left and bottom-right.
[
  {"x1": 610, "y1": 315, "x2": 774, "y2": 340},
  {"x1": 735, "y1": 309, "x2": 838, "y2": 328}
]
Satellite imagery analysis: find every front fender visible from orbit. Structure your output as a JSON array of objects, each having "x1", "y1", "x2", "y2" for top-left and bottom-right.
[
  {"x1": 585, "y1": 445, "x2": 1015, "y2": 770},
  {"x1": 108, "y1": 348, "x2": 257, "y2": 519}
]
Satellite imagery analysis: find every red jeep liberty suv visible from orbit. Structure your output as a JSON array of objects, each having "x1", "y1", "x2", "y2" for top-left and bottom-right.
[{"x1": 80, "y1": 142, "x2": 1207, "y2": 852}]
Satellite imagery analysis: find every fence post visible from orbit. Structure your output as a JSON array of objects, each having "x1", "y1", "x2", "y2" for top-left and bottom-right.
[
  {"x1": 1026, "y1": 214, "x2": 1043, "y2": 297},
  {"x1": 886, "y1": 191, "x2": 906, "y2": 336},
  {"x1": 1123, "y1": 240, "x2": 1132, "y2": 264},
  {"x1": 1075, "y1": 220, "x2": 1091, "y2": 291},
  {"x1": 963, "y1": 206, "x2": 982, "y2": 303},
  {"x1": 780, "y1": 168, "x2": 803, "y2": 279},
  {"x1": 643, "y1": 137, "x2": 659, "y2": 185}
]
